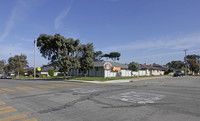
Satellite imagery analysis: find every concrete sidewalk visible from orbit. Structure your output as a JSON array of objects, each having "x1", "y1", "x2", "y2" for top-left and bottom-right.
[{"x1": 69, "y1": 76, "x2": 170, "y2": 84}]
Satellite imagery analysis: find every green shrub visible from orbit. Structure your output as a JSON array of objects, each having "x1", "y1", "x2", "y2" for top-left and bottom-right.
[
  {"x1": 29, "y1": 75, "x2": 33, "y2": 78},
  {"x1": 48, "y1": 69, "x2": 54, "y2": 77},
  {"x1": 40, "y1": 74, "x2": 47, "y2": 78}
]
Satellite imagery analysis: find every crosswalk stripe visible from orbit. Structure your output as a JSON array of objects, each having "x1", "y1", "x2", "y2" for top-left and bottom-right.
[
  {"x1": 0, "y1": 114, "x2": 28, "y2": 121},
  {"x1": 0, "y1": 106, "x2": 13, "y2": 111},
  {"x1": 0, "y1": 100, "x2": 5, "y2": 105},
  {"x1": 0, "y1": 109, "x2": 17, "y2": 115},
  {"x1": 0, "y1": 88, "x2": 14, "y2": 92},
  {"x1": 34, "y1": 85, "x2": 55, "y2": 89},
  {"x1": 23, "y1": 118, "x2": 38, "y2": 121},
  {"x1": 16, "y1": 87, "x2": 36, "y2": 90}
]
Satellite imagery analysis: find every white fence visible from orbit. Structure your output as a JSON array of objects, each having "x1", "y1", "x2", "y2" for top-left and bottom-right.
[{"x1": 104, "y1": 70, "x2": 147, "y2": 78}]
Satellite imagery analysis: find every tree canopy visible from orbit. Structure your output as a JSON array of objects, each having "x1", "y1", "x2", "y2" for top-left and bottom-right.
[
  {"x1": 102, "y1": 52, "x2": 121, "y2": 61},
  {"x1": 186, "y1": 54, "x2": 200, "y2": 61},
  {"x1": 186, "y1": 54, "x2": 200, "y2": 75},
  {"x1": 187, "y1": 59, "x2": 199, "y2": 75},
  {"x1": 0, "y1": 60, "x2": 6, "y2": 71},
  {"x1": 8, "y1": 54, "x2": 28, "y2": 77},
  {"x1": 79, "y1": 43, "x2": 94, "y2": 76},
  {"x1": 37, "y1": 33, "x2": 94, "y2": 79},
  {"x1": 37, "y1": 34, "x2": 80, "y2": 79},
  {"x1": 166, "y1": 61, "x2": 184, "y2": 70},
  {"x1": 128, "y1": 62, "x2": 139, "y2": 72},
  {"x1": 93, "y1": 51, "x2": 103, "y2": 61}
]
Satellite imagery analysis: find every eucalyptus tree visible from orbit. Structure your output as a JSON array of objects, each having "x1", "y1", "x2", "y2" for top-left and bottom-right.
[
  {"x1": 37, "y1": 34, "x2": 80, "y2": 79},
  {"x1": 128, "y1": 62, "x2": 139, "y2": 72},
  {"x1": 8, "y1": 54, "x2": 28, "y2": 78},
  {"x1": 0, "y1": 60, "x2": 6, "y2": 75},
  {"x1": 79, "y1": 43, "x2": 94, "y2": 76}
]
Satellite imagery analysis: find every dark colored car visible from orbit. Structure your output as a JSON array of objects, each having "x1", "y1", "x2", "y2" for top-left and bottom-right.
[
  {"x1": 0, "y1": 75, "x2": 12, "y2": 79},
  {"x1": 173, "y1": 71, "x2": 184, "y2": 77}
]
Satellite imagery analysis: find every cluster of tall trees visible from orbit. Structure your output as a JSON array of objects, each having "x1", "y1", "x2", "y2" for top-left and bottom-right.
[
  {"x1": 0, "y1": 34, "x2": 122, "y2": 79},
  {"x1": 0, "y1": 54, "x2": 28, "y2": 78},
  {"x1": 166, "y1": 54, "x2": 200, "y2": 75},
  {"x1": 186, "y1": 54, "x2": 200, "y2": 75},
  {"x1": 37, "y1": 34, "x2": 94, "y2": 79}
]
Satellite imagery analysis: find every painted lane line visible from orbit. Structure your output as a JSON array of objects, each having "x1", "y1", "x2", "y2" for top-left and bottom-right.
[
  {"x1": 51, "y1": 83, "x2": 83, "y2": 87},
  {"x1": 0, "y1": 106, "x2": 13, "y2": 111},
  {"x1": 0, "y1": 88, "x2": 14, "y2": 92},
  {"x1": 0, "y1": 108, "x2": 17, "y2": 115},
  {"x1": 23, "y1": 118, "x2": 38, "y2": 121},
  {"x1": 0, "y1": 100, "x2": 5, "y2": 105},
  {"x1": 16, "y1": 87, "x2": 36, "y2": 91},
  {"x1": 51, "y1": 83, "x2": 95, "y2": 87},
  {"x1": 162, "y1": 81, "x2": 176, "y2": 86},
  {"x1": 0, "y1": 114, "x2": 28, "y2": 121},
  {"x1": 34, "y1": 85, "x2": 55, "y2": 89}
]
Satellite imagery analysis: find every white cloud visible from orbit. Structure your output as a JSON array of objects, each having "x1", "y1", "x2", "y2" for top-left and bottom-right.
[
  {"x1": 54, "y1": 6, "x2": 71, "y2": 29},
  {"x1": 0, "y1": 4, "x2": 18, "y2": 42},
  {"x1": 100, "y1": 33, "x2": 200, "y2": 52},
  {"x1": 0, "y1": 0, "x2": 45, "y2": 42},
  {"x1": 0, "y1": 43, "x2": 32, "y2": 56}
]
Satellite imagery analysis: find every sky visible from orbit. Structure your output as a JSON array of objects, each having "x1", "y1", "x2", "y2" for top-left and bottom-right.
[{"x1": 0, "y1": 0, "x2": 200, "y2": 67}]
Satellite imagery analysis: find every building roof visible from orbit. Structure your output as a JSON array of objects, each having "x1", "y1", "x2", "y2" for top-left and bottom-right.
[
  {"x1": 41, "y1": 66, "x2": 59, "y2": 72},
  {"x1": 24, "y1": 67, "x2": 34, "y2": 73},
  {"x1": 140, "y1": 64, "x2": 163, "y2": 70},
  {"x1": 94, "y1": 61, "x2": 128, "y2": 69},
  {"x1": 151, "y1": 63, "x2": 167, "y2": 71}
]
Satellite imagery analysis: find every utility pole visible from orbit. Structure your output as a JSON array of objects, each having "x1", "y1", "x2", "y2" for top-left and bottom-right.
[
  {"x1": 34, "y1": 37, "x2": 36, "y2": 79},
  {"x1": 198, "y1": 57, "x2": 200, "y2": 76},
  {"x1": 184, "y1": 49, "x2": 188, "y2": 76}
]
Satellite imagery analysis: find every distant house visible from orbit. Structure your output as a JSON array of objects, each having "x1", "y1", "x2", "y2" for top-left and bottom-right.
[
  {"x1": 69, "y1": 61, "x2": 132, "y2": 78},
  {"x1": 140, "y1": 64, "x2": 164, "y2": 76},
  {"x1": 151, "y1": 63, "x2": 167, "y2": 71},
  {"x1": 41, "y1": 67, "x2": 61, "y2": 77},
  {"x1": 0, "y1": 70, "x2": 3, "y2": 76},
  {"x1": 24, "y1": 67, "x2": 34, "y2": 76}
]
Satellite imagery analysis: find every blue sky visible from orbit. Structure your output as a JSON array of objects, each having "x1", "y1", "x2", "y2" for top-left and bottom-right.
[{"x1": 1, "y1": 0, "x2": 200, "y2": 67}]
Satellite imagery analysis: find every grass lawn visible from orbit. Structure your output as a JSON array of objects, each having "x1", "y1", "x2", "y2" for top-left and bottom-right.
[
  {"x1": 12, "y1": 75, "x2": 169, "y2": 81},
  {"x1": 72, "y1": 75, "x2": 168, "y2": 81}
]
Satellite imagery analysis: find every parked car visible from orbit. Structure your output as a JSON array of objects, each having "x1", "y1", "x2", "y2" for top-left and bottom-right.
[
  {"x1": 0, "y1": 75, "x2": 12, "y2": 79},
  {"x1": 173, "y1": 71, "x2": 184, "y2": 77}
]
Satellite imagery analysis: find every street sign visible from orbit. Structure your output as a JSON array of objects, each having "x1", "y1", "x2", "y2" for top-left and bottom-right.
[
  {"x1": 104, "y1": 62, "x2": 112, "y2": 70},
  {"x1": 113, "y1": 67, "x2": 121, "y2": 71},
  {"x1": 37, "y1": 67, "x2": 41, "y2": 71}
]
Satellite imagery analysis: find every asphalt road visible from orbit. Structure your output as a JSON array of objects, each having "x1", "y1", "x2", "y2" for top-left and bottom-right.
[{"x1": 0, "y1": 76, "x2": 200, "y2": 121}]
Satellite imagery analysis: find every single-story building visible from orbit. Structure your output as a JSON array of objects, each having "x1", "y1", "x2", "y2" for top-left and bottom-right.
[
  {"x1": 41, "y1": 66, "x2": 61, "y2": 77},
  {"x1": 140, "y1": 64, "x2": 165, "y2": 76},
  {"x1": 69, "y1": 61, "x2": 133, "y2": 78},
  {"x1": 24, "y1": 67, "x2": 34, "y2": 76}
]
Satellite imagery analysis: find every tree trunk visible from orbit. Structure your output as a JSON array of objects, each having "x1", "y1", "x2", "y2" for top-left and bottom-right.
[
  {"x1": 18, "y1": 71, "x2": 19, "y2": 79},
  {"x1": 63, "y1": 71, "x2": 66, "y2": 80}
]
